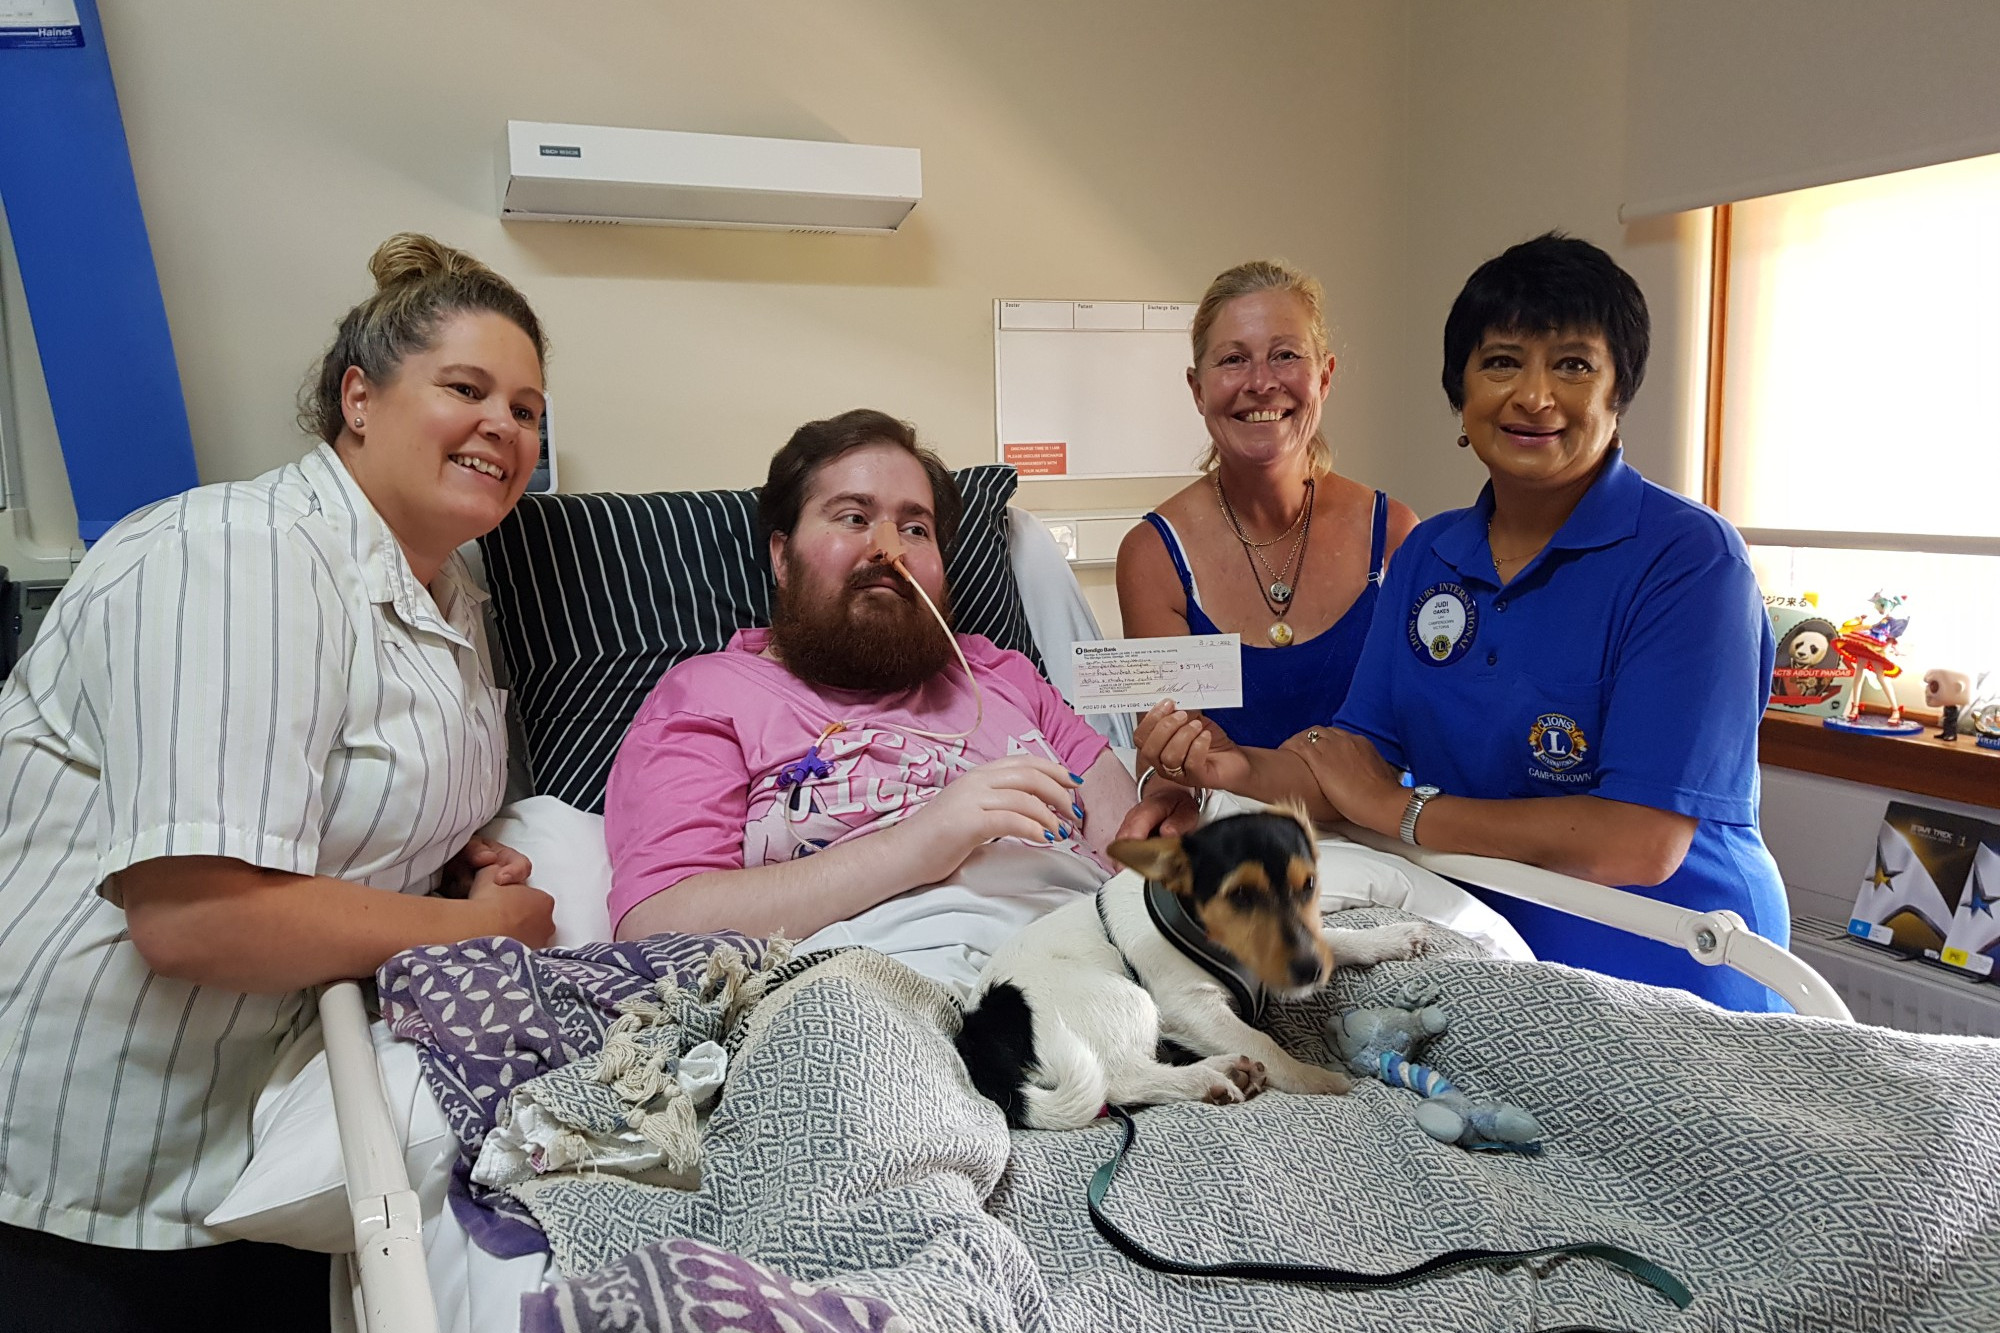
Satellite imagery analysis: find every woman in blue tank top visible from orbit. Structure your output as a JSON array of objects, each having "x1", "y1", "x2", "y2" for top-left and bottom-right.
[{"x1": 1117, "y1": 261, "x2": 1417, "y2": 756}]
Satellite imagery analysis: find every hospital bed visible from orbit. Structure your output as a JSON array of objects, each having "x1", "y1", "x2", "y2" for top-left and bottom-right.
[{"x1": 270, "y1": 488, "x2": 1855, "y2": 1332}]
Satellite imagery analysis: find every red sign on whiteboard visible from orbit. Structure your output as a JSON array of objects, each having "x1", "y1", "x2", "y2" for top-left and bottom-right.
[{"x1": 1004, "y1": 441, "x2": 1067, "y2": 476}]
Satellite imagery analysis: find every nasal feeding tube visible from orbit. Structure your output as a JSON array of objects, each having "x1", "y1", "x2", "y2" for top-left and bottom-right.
[{"x1": 867, "y1": 517, "x2": 983, "y2": 741}]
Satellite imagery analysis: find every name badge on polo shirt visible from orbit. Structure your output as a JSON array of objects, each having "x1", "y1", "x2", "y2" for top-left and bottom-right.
[{"x1": 1407, "y1": 583, "x2": 1477, "y2": 666}]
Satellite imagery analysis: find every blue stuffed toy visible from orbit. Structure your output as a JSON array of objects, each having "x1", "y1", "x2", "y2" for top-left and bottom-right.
[{"x1": 1328, "y1": 980, "x2": 1543, "y2": 1154}]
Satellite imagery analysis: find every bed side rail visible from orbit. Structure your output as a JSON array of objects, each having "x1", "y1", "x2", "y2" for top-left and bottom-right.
[
  {"x1": 320, "y1": 979, "x2": 441, "y2": 1333},
  {"x1": 1332, "y1": 822, "x2": 1853, "y2": 1022}
]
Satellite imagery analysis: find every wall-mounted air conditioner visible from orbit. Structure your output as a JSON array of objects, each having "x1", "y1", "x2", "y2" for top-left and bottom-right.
[{"x1": 497, "y1": 121, "x2": 921, "y2": 234}]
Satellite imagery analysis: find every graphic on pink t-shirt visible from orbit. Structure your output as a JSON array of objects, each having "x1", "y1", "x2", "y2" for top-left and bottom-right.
[{"x1": 746, "y1": 724, "x2": 1074, "y2": 867}]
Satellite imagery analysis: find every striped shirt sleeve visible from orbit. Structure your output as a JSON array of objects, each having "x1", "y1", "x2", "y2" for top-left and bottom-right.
[{"x1": 84, "y1": 524, "x2": 356, "y2": 893}]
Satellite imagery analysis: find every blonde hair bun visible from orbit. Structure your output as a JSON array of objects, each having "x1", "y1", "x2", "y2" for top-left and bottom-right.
[
  {"x1": 297, "y1": 233, "x2": 544, "y2": 444},
  {"x1": 366, "y1": 232, "x2": 497, "y2": 292}
]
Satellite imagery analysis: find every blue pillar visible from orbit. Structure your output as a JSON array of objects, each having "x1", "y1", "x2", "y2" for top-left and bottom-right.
[{"x1": 0, "y1": 0, "x2": 198, "y2": 541}]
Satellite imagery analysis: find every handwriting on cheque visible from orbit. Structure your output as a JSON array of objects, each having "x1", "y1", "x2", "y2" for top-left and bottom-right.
[{"x1": 1067, "y1": 635, "x2": 1244, "y2": 713}]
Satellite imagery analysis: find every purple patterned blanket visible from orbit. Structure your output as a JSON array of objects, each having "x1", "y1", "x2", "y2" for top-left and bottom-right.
[{"x1": 378, "y1": 931, "x2": 767, "y2": 1256}]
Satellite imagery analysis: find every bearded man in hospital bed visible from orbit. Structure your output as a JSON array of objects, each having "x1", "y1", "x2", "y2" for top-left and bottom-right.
[
  {"x1": 602, "y1": 409, "x2": 1522, "y2": 994},
  {"x1": 599, "y1": 408, "x2": 1186, "y2": 989}
]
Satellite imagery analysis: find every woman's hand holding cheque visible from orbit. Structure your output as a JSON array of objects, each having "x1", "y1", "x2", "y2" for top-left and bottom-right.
[{"x1": 1135, "y1": 700, "x2": 1253, "y2": 794}]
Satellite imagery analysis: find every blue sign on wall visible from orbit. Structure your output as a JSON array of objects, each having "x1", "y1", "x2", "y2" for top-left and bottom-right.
[{"x1": 0, "y1": 0, "x2": 198, "y2": 540}]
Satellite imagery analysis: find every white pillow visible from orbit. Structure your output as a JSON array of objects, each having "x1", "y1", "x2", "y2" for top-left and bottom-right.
[
  {"x1": 206, "y1": 1020, "x2": 454, "y2": 1253},
  {"x1": 208, "y1": 796, "x2": 615, "y2": 1252},
  {"x1": 1312, "y1": 837, "x2": 1533, "y2": 961},
  {"x1": 478, "y1": 794, "x2": 615, "y2": 947}
]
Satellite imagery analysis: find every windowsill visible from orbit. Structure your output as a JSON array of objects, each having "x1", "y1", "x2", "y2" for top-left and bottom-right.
[{"x1": 1759, "y1": 709, "x2": 1999, "y2": 810}]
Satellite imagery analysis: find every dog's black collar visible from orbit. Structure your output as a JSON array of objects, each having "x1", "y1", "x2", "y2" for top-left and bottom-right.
[
  {"x1": 1098, "y1": 878, "x2": 1268, "y2": 1024},
  {"x1": 1141, "y1": 879, "x2": 1268, "y2": 1025}
]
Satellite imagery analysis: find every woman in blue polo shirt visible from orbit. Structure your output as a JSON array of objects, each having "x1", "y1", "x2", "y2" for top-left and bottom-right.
[{"x1": 1138, "y1": 232, "x2": 1789, "y2": 1012}]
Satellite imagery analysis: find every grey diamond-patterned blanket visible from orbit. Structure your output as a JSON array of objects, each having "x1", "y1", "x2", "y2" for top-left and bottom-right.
[{"x1": 509, "y1": 910, "x2": 2000, "y2": 1332}]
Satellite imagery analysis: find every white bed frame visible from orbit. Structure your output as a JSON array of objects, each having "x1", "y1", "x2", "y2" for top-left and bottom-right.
[
  {"x1": 320, "y1": 839, "x2": 1851, "y2": 1333},
  {"x1": 323, "y1": 979, "x2": 441, "y2": 1333},
  {"x1": 324, "y1": 514, "x2": 1853, "y2": 1330}
]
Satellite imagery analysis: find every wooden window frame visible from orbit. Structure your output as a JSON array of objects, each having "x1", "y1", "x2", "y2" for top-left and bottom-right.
[{"x1": 1702, "y1": 203, "x2": 1732, "y2": 512}]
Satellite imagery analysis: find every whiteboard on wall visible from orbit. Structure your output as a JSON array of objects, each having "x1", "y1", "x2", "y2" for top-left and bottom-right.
[{"x1": 994, "y1": 299, "x2": 1209, "y2": 480}]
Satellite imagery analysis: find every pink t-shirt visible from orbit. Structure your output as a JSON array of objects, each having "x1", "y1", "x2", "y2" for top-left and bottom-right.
[{"x1": 603, "y1": 628, "x2": 1110, "y2": 932}]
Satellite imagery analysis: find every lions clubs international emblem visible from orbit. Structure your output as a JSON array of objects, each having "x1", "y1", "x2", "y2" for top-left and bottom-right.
[{"x1": 1528, "y1": 713, "x2": 1588, "y2": 772}]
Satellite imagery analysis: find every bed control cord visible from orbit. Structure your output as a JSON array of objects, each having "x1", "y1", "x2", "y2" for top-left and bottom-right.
[{"x1": 1086, "y1": 1105, "x2": 1692, "y2": 1310}]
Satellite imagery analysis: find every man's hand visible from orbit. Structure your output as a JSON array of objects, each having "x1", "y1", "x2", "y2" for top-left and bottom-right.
[
  {"x1": 1114, "y1": 784, "x2": 1202, "y2": 840},
  {"x1": 1135, "y1": 701, "x2": 1252, "y2": 793},
  {"x1": 439, "y1": 835, "x2": 532, "y2": 898},
  {"x1": 887, "y1": 755, "x2": 1079, "y2": 884}
]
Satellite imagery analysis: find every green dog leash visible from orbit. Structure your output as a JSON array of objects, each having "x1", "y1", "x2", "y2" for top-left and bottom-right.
[{"x1": 1086, "y1": 1105, "x2": 1693, "y2": 1310}]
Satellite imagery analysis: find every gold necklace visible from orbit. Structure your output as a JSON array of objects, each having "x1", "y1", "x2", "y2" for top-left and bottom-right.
[
  {"x1": 1216, "y1": 473, "x2": 1312, "y2": 606},
  {"x1": 1218, "y1": 475, "x2": 1316, "y2": 646},
  {"x1": 1487, "y1": 519, "x2": 1549, "y2": 568},
  {"x1": 1212, "y1": 471, "x2": 1307, "y2": 549}
]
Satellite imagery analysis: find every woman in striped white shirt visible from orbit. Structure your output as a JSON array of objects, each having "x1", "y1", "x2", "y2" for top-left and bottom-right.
[{"x1": 0, "y1": 234, "x2": 557, "y2": 1331}]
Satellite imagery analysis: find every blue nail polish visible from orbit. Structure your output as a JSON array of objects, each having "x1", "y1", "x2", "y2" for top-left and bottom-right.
[
  {"x1": 1072, "y1": 802, "x2": 1085, "y2": 821},
  {"x1": 1058, "y1": 824, "x2": 1071, "y2": 838},
  {"x1": 1043, "y1": 830, "x2": 1057, "y2": 841},
  {"x1": 1067, "y1": 772, "x2": 1084, "y2": 784}
]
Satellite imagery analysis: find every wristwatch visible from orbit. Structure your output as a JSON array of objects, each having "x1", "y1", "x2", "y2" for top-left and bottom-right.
[{"x1": 1399, "y1": 784, "x2": 1441, "y2": 846}]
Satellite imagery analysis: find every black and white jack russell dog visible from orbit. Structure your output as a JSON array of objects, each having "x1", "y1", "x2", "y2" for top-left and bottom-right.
[{"x1": 955, "y1": 803, "x2": 1433, "y2": 1129}]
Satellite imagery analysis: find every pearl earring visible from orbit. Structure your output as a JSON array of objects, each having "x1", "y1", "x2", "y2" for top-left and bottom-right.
[
  {"x1": 1456, "y1": 433, "x2": 1469, "y2": 448},
  {"x1": 353, "y1": 417, "x2": 363, "y2": 429}
]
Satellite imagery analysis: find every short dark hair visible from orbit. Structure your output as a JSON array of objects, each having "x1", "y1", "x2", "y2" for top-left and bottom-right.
[
  {"x1": 759, "y1": 409, "x2": 964, "y2": 551},
  {"x1": 1441, "y1": 232, "x2": 1650, "y2": 413}
]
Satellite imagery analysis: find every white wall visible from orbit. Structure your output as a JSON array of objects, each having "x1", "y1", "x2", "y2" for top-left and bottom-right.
[
  {"x1": 90, "y1": 0, "x2": 1412, "y2": 511},
  {"x1": 6, "y1": 2, "x2": 1709, "y2": 607},
  {"x1": 59, "y1": 0, "x2": 1428, "y2": 632},
  {"x1": 1387, "y1": 0, "x2": 1707, "y2": 521},
  {"x1": 8, "y1": 1, "x2": 1983, "y2": 915}
]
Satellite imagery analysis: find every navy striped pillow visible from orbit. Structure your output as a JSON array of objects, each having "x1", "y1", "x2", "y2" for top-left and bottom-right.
[{"x1": 478, "y1": 464, "x2": 1040, "y2": 814}]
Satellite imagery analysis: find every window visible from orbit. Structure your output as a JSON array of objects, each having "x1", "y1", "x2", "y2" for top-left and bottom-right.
[{"x1": 1709, "y1": 153, "x2": 2000, "y2": 696}]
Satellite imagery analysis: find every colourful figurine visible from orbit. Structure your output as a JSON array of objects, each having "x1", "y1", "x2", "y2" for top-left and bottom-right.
[
  {"x1": 1925, "y1": 669, "x2": 1973, "y2": 743},
  {"x1": 1824, "y1": 591, "x2": 1924, "y2": 736}
]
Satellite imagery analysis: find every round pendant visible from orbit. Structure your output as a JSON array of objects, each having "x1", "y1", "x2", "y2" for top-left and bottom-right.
[
  {"x1": 1267, "y1": 621, "x2": 1294, "y2": 647},
  {"x1": 1269, "y1": 580, "x2": 1293, "y2": 604}
]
